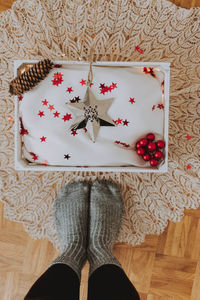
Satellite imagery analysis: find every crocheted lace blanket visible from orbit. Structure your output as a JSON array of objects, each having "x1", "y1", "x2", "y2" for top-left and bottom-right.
[{"x1": 0, "y1": 0, "x2": 199, "y2": 250}]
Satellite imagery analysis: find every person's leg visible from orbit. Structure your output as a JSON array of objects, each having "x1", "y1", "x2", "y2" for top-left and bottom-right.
[
  {"x1": 87, "y1": 180, "x2": 140, "y2": 300},
  {"x1": 24, "y1": 181, "x2": 90, "y2": 300}
]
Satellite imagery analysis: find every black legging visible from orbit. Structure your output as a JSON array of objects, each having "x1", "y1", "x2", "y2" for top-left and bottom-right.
[{"x1": 25, "y1": 263, "x2": 140, "y2": 300}]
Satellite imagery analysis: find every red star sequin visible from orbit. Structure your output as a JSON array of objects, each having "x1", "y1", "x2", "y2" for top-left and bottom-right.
[
  {"x1": 42, "y1": 99, "x2": 48, "y2": 106},
  {"x1": 111, "y1": 82, "x2": 117, "y2": 89},
  {"x1": 80, "y1": 79, "x2": 86, "y2": 85},
  {"x1": 54, "y1": 72, "x2": 63, "y2": 80},
  {"x1": 62, "y1": 113, "x2": 72, "y2": 122},
  {"x1": 115, "y1": 118, "x2": 123, "y2": 124},
  {"x1": 38, "y1": 111, "x2": 45, "y2": 117},
  {"x1": 152, "y1": 105, "x2": 156, "y2": 111},
  {"x1": 123, "y1": 119, "x2": 129, "y2": 126},
  {"x1": 40, "y1": 136, "x2": 47, "y2": 142},
  {"x1": 71, "y1": 130, "x2": 77, "y2": 136},
  {"x1": 52, "y1": 78, "x2": 63, "y2": 86},
  {"x1": 67, "y1": 87, "x2": 73, "y2": 93},
  {"x1": 135, "y1": 45, "x2": 143, "y2": 54},
  {"x1": 48, "y1": 105, "x2": 55, "y2": 111},
  {"x1": 187, "y1": 164, "x2": 191, "y2": 170},
  {"x1": 99, "y1": 83, "x2": 106, "y2": 89},
  {"x1": 30, "y1": 152, "x2": 38, "y2": 161},
  {"x1": 53, "y1": 111, "x2": 60, "y2": 118},
  {"x1": 18, "y1": 95, "x2": 23, "y2": 101},
  {"x1": 157, "y1": 104, "x2": 164, "y2": 110},
  {"x1": 129, "y1": 97, "x2": 135, "y2": 104},
  {"x1": 186, "y1": 135, "x2": 191, "y2": 140}
]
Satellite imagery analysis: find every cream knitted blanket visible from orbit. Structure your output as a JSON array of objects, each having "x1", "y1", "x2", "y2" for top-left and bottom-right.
[{"x1": 0, "y1": 0, "x2": 199, "y2": 250}]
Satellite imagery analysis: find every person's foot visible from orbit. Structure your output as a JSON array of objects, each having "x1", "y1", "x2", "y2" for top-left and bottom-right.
[
  {"x1": 50, "y1": 181, "x2": 90, "y2": 280},
  {"x1": 87, "y1": 180, "x2": 124, "y2": 276}
]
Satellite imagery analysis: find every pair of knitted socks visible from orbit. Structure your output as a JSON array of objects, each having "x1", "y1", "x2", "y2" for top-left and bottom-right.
[{"x1": 50, "y1": 180, "x2": 124, "y2": 281}]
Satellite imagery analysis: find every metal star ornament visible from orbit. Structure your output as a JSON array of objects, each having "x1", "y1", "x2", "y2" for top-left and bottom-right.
[{"x1": 66, "y1": 87, "x2": 115, "y2": 142}]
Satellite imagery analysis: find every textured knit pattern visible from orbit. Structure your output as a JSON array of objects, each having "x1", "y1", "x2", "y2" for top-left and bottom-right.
[
  {"x1": 50, "y1": 181, "x2": 90, "y2": 280},
  {"x1": 88, "y1": 180, "x2": 124, "y2": 276}
]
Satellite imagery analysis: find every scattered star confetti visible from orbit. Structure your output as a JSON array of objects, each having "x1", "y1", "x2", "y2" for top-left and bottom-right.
[
  {"x1": 111, "y1": 82, "x2": 117, "y2": 89},
  {"x1": 53, "y1": 111, "x2": 60, "y2": 118},
  {"x1": 70, "y1": 96, "x2": 81, "y2": 103},
  {"x1": 67, "y1": 87, "x2": 115, "y2": 142},
  {"x1": 115, "y1": 118, "x2": 123, "y2": 125},
  {"x1": 71, "y1": 130, "x2": 77, "y2": 136},
  {"x1": 67, "y1": 87, "x2": 73, "y2": 93},
  {"x1": 129, "y1": 97, "x2": 135, "y2": 104},
  {"x1": 54, "y1": 72, "x2": 63, "y2": 80},
  {"x1": 123, "y1": 119, "x2": 129, "y2": 126},
  {"x1": 19, "y1": 117, "x2": 29, "y2": 135},
  {"x1": 42, "y1": 99, "x2": 48, "y2": 106},
  {"x1": 152, "y1": 105, "x2": 156, "y2": 111},
  {"x1": 64, "y1": 154, "x2": 71, "y2": 159},
  {"x1": 62, "y1": 113, "x2": 72, "y2": 122},
  {"x1": 48, "y1": 105, "x2": 55, "y2": 111},
  {"x1": 80, "y1": 79, "x2": 87, "y2": 85},
  {"x1": 187, "y1": 164, "x2": 191, "y2": 170},
  {"x1": 38, "y1": 110, "x2": 45, "y2": 117},
  {"x1": 52, "y1": 78, "x2": 63, "y2": 86},
  {"x1": 18, "y1": 95, "x2": 23, "y2": 101},
  {"x1": 40, "y1": 136, "x2": 47, "y2": 142},
  {"x1": 157, "y1": 104, "x2": 164, "y2": 109},
  {"x1": 186, "y1": 135, "x2": 191, "y2": 140},
  {"x1": 135, "y1": 45, "x2": 143, "y2": 54},
  {"x1": 30, "y1": 152, "x2": 38, "y2": 161},
  {"x1": 99, "y1": 83, "x2": 106, "y2": 89}
]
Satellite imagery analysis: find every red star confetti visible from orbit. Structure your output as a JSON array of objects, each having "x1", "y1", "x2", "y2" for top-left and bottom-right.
[
  {"x1": 52, "y1": 78, "x2": 63, "y2": 86},
  {"x1": 48, "y1": 105, "x2": 55, "y2": 111},
  {"x1": 135, "y1": 45, "x2": 144, "y2": 54},
  {"x1": 42, "y1": 160, "x2": 48, "y2": 165},
  {"x1": 18, "y1": 95, "x2": 23, "y2": 101},
  {"x1": 80, "y1": 79, "x2": 87, "y2": 85},
  {"x1": 71, "y1": 130, "x2": 77, "y2": 136},
  {"x1": 129, "y1": 97, "x2": 135, "y2": 104},
  {"x1": 111, "y1": 82, "x2": 117, "y2": 89},
  {"x1": 187, "y1": 164, "x2": 191, "y2": 170},
  {"x1": 152, "y1": 105, "x2": 156, "y2": 111},
  {"x1": 30, "y1": 152, "x2": 38, "y2": 161},
  {"x1": 99, "y1": 83, "x2": 106, "y2": 89},
  {"x1": 38, "y1": 110, "x2": 45, "y2": 117},
  {"x1": 19, "y1": 117, "x2": 29, "y2": 136},
  {"x1": 54, "y1": 72, "x2": 63, "y2": 80},
  {"x1": 114, "y1": 141, "x2": 130, "y2": 148},
  {"x1": 42, "y1": 99, "x2": 48, "y2": 106},
  {"x1": 123, "y1": 119, "x2": 129, "y2": 126},
  {"x1": 40, "y1": 136, "x2": 47, "y2": 142},
  {"x1": 64, "y1": 154, "x2": 71, "y2": 159},
  {"x1": 115, "y1": 118, "x2": 123, "y2": 125},
  {"x1": 53, "y1": 111, "x2": 60, "y2": 118},
  {"x1": 157, "y1": 104, "x2": 164, "y2": 110},
  {"x1": 186, "y1": 135, "x2": 191, "y2": 140},
  {"x1": 66, "y1": 87, "x2": 73, "y2": 93},
  {"x1": 62, "y1": 113, "x2": 72, "y2": 122}
]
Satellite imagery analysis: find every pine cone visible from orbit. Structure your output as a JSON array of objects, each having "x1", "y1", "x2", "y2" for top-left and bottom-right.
[{"x1": 9, "y1": 59, "x2": 53, "y2": 95}]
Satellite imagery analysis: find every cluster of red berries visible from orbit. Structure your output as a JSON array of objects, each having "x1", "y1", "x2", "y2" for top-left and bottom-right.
[{"x1": 135, "y1": 133, "x2": 165, "y2": 167}]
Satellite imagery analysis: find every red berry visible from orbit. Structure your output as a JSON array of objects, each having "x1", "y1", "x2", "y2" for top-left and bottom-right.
[
  {"x1": 154, "y1": 151, "x2": 163, "y2": 160},
  {"x1": 156, "y1": 140, "x2": 165, "y2": 149},
  {"x1": 146, "y1": 133, "x2": 155, "y2": 141},
  {"x1": 150, "y1": 159, "x2": 159, "y2": 166},
  {"x1": 143, "y1": 153, "x2": 151, "y2": 161},
  {"x1": 136, "y1": 141, "x2": 141, "y2": 149},
  {"x1": 137, "y1": 148, "x2": 145, "y2": 156},
  {"x1": 147, "y1": 142, "x2": 156, "y2": 151},
  {"x1": 139, "y1": 138, "x2": 148, "y2": 147}
]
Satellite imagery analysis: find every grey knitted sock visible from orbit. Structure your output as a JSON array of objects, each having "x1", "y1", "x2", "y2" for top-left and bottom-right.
[
  {"x1": 50, "y1": 181, "x2": 90, "y2": 280},
  {"x1": 87, "y1": 180, "x2": 124, "y2": 276}
]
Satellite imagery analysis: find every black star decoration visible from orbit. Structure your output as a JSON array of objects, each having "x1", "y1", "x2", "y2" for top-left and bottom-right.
[
  {"x1": 66, "y1": 87, "x2": 115, "y2": 142},
  {"x1": 64, "y1": 154, "x2": 71, "y2": 160}
]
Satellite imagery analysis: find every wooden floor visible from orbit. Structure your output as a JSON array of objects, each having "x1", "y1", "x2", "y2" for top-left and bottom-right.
[{"x1": 1, "y1": 0, "x2": 200, "y2": 299}]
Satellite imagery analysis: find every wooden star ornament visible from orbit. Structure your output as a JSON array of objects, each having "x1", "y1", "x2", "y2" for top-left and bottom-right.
[{"x1": 66, "y1": 87, "x2": 115, "y2": 142}]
